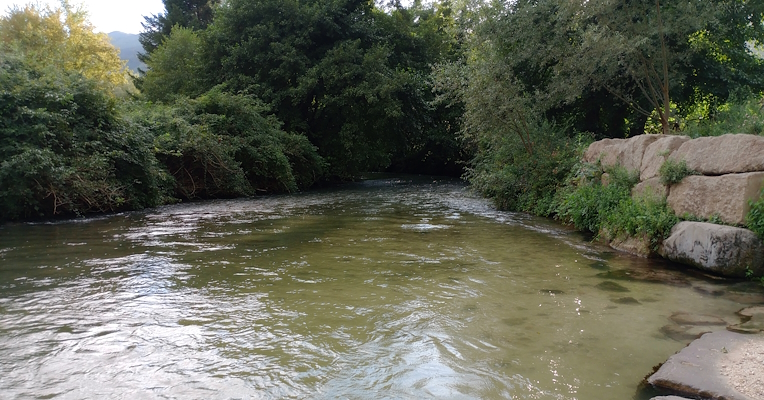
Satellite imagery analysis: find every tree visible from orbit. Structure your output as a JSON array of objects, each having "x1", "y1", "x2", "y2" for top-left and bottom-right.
[
  {"x1": 0, "y1": 49, "x2": 168, "y2": 221},
  {"x1": 0, "y1": 1, "x2": 129, "y2": 90},
  {"x1": 141, "y1": 26, "x2": 205, "y2": 102},
  {"x1": 139, "y1": 0, "x2": 220, "y2": 63}
]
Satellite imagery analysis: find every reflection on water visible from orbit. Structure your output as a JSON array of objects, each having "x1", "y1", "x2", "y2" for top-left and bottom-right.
[{"x1": 1, "y1": 175, "x2": 761, "y2": 399}]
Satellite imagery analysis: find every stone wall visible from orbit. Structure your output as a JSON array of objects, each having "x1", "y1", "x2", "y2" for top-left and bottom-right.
[{"x1": 583, "y1": 133, "x2": 764, "y2": 277}]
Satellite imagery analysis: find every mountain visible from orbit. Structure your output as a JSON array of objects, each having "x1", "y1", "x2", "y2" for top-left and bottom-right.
[{"x1": 108, "y1": 31, "x2": 146, "y2": 73}]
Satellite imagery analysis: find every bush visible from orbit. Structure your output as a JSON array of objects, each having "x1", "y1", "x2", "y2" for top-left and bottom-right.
[
  {"x1": 603, "y1": 196, "x2": 679, "y2": 251},
  {"x1": 555, "y1": 165, "x2": 639, "y2": 233},
  {"x1": 0, "y1": 51, "x2": 170, "y2": 221},
  {"x1": 746, "y1": 188, "x2": 764, "y2": 239},
  {"x1": 126, "y1": 88, "x2": 325, "y2": 200},
  {"x1": 556, "y1": 164, "x2": 677, "y2": 250},
  {"x1": 466, "y1": 119, "x2": 585, "y2": 216},
  {"x1": 659, "y1": 158, "x2": 696, "y2": 185}
]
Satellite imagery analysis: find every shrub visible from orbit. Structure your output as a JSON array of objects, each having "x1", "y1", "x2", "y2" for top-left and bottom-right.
[
  {"x1": 555, "y1": 165, "x2": 639, "y2": 234},
  {"x1": 126, "y1": 88, "x2": 325, "y2": 200},
  {"x1": 466, "y1": 119, "x2": 586, "y2": 216},
  {"x1": 658, "y1": 158, "x2": 696, "y2": 185},
  {"x1": 602, "y1": 196, "x2": 679, "y2": 251},
  {"x1": 0, "y1": 51, "x2": 170, "y2": 221},
  {"x1": 746, "y1": 188, "x2": 764, "y2": 239},
  {"x1": 683, "y1": 94, "x2": 764, "y2": 138}
]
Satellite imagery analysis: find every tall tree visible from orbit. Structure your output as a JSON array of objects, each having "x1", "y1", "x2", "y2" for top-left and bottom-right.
[
  {"x1": 0, "y1": 1, "x2": 129, "y2": 90},
  {"x1": 203, "y1": 0, "x2": 464, "y2": 177},
  {"x1": 139, "y1": 0, "x2": 220, "y2": 63}
]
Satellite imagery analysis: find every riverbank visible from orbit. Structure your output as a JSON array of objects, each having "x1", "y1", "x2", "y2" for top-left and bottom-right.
[{"x1": 568, "y1": 133, "x2": 764, "y2": 279}]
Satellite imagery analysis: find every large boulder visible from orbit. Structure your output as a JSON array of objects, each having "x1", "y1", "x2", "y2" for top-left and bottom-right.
[
  {"x1": 609, "y1": 234, "x2": 654, "y2": 258},
  {"x1": 648, "y1": 330, "x2": 763, "y2": 400},
  {"x1": 632, "y1": 177, "x2": 669, "y2": 200},
  {"x1": 666, "y1": 172, "x2": 764, "y2": 225},
  {"x1": 669, "y1": 134, "x2": 764, "y2": 175},
  {"x1": 618, "y1": 134, "x2": 663, "y2": 172},
  {"x1": 583, "y1": 138, "x2": 625, "y2": 165},
  {"x1": 583, "y1": 135, "x2": 662, "y2": 172},
  {"x1": 659, "y1": 222, "x2": 764, "y2": 278},
  {"x1": 640, "y1": 135, "x2": 691, "y2": 181}
]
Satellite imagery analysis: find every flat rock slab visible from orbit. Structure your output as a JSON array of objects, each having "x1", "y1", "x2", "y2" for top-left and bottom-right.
[
  {"x1": 651, "y1": 396, "x2": 694, "y2": 400},
  {"x1": 648, "y1": 330, "x2": 764, "y2": 399},
  {"x1": 670, "y1": 312, "x2": 728, "y2": 326},
  {"x1": 738, "y1": 306, "x2": 764, "y2": 318},
  {"x1": 728, "y1": 314, "x2": 764, "y2": 334}
]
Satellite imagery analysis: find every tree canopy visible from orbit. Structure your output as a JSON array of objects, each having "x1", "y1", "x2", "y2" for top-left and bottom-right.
[{"x1": 0, "y1": 1, "x2": 129, "y2": 90}]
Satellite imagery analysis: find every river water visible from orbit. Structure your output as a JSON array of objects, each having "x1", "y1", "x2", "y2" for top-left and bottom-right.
[{"x1": 1, "y1": 175, "x2": 761, "y2": 399}]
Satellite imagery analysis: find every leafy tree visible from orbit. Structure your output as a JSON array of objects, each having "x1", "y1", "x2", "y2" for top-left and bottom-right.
[
  {"x1": 204, "y1": 0, "x2": 465, "y2": 177},
  {"x1": 0, "y1": 1, "x2": 129, "y2": 90},
  {"x1": 141, "y1": 26, "x2": 205, "y2": 102},
  {"x1": 139, "y1": 0, "x2": 220, "y2": 63}
]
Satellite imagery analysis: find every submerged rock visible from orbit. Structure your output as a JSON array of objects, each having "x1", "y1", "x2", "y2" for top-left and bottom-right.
[
  {"x1": 670, "y1": 312, "x2": 728, "y2": 326},
  {"x1": 596, "y1": 281, "x2": 630, "y2": 292},
  {"x1": 612, "y1": 296, "x2": 641, "y2": 305},
  {"x1": 596, "y1": 268, "x2": 691, "y2": 287},
  {"x1": 727, "y1": 306, "x2": 764, "y2": 332},
  {"x1": 692, "y1": 283, "x2": 726, "y2": 297},
  {"x1": 609, "y1": 234, "x2": 654, "y2": 258},
  {"x1": 727, "y1": 314, "x2": 764, "y2": 334},
  {"x1": 659, "y1": 324, "x2": 713, "y2": 341},
  {"x1": 539, "y1": 289, "x2": 565, "y2": 295},
  {"x1": 737, "y1": 306, "x2": 764, "y2": 318}
]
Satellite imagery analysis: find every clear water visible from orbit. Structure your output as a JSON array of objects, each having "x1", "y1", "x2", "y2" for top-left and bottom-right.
[{"x1": 1, "y1": 175, "x2": 761, "y2": 399}]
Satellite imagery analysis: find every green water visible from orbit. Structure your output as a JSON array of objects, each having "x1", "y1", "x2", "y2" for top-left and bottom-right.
[{"x1": 1, "y1": 176, "x2": 761, "y2": 399}]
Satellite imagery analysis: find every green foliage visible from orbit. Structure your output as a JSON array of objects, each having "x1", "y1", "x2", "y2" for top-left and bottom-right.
[
  {"x1": 746, "y1": 187, "x2": 764, "y2": 239},
  {"x1": 467, "y1": 119, "x2": 584, "y2": 216},
  {"x1": 555, "y1": 166, "x2": 639, "y2": 233},
  {"x1": 142, "y1": 26, "x2": 205, "y2": 102},
  {"x1": 203, "y1": 0, "x2": 465, "y2": 177},
  {"x1": 139, "y1": 0, "x2": 220, "y2": 63},
  {"x1": 603, "y1": 196, "x2": 679, "y2": 251},
  {"x1": 0, "y1": 50, "x2": 169, "y2": 221},
  {"x1": 683, "y1": 94, "x2": 764, "y2": 138},
  {"x1": 556, "y1": 164, "x2": 677, "y2": 250},
  {"x1": 126, "y1": 88, "x2": 324, "y2": 199},
  {"x1": 659, "y1": 158, "x2": 697, "y2": 185},
  {"x1": 0, "y1": 2, "x2": 131, "y2": 91}
]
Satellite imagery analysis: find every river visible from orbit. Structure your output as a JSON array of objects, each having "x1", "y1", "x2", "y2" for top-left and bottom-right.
[{"x1": 1, "y1": 175, "x2": 761, "y2": 399}]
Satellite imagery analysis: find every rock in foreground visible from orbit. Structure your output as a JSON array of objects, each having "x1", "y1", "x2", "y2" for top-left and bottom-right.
[{"x1": 648, "y1": 330, "x2": 764, "y2": 400}]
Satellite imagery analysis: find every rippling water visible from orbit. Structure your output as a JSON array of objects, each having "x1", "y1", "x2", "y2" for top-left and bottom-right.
[{"x1": 1, "y1": 175, "x2": 761, "y2": 399}]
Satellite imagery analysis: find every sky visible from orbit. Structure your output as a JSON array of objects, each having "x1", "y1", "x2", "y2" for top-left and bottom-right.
[{"x1": 0, "y1": 0, "x2": 165, "y2": 34}]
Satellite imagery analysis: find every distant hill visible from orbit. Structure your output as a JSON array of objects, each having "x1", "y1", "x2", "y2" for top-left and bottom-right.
[{"x1": 108, "y1": 31, "x2": 146, "y2": 73}]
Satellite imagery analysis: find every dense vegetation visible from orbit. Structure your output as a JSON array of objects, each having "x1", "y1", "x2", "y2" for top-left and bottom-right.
[{"x1": 2, "y1": 0, "x2": 764, "y2": 225}]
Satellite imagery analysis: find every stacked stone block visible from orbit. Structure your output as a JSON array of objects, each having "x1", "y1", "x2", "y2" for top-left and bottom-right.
[{"x1": 583, "y1": 133, "x2": 764, "y2": 277}]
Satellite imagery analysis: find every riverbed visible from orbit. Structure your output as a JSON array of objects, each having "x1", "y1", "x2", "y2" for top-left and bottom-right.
[{"x1": 1, "y1": 176, "x2": 760, "y2": 399}]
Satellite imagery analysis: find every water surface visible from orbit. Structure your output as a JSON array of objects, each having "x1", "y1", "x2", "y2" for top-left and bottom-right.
[{"x1": 1, "y1": 176, "x2": 761, "y2": 399}]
